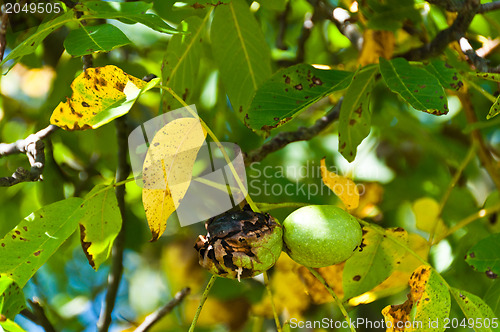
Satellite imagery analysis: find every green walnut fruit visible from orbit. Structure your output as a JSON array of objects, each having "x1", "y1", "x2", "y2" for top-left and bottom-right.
[
  {"x1": 195, "y1": 206, "x2": 282, "y2": 280},
  {"x1": 283, "y1": 205, "x2": 362, "y2": 268}
]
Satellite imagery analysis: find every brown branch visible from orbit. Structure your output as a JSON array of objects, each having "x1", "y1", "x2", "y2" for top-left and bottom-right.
[
  {"x1": 459, "y1": 91, "x2": 500, "y2": 191},
  {"x1": 401, "y1": 0, "x2": 480, "y2": 61},
  {"x1": 97, "y1": 116, "x2": 130, "y2": 332},
  {"x1": 0, "y1": 5, "x2": 7, "y2": 62},
  {"x1": 317, "y1": 1, "x2": 363, "y2": 50},
  {"x1": 244, "y1": 100, "x2": 342, "y2": 166},
  {"x1": 478, "y1": 1, "x2": 500, "y2": 13},
  {"x1": 28, "y1": 299, "x2": 57, "y2": 332},
  {"x1": 133, "y1": 288, "x2": 191, "y2": 332},
  {"x1": 0, "y1": 125, "x2": 59, "y2": 187},
  {"x1": 276, "y1": 1, "x2": 291, "y2": 50}
]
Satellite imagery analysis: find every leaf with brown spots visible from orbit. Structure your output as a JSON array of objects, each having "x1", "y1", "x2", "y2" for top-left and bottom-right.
[
  {"x1": 0, "y1": 198, "x2": 84, "y2": 287},
  {"x1": 247, "y1": 64, "x2": 353, "y2": 134},
  {"x1": 425, "y1": 60, "x2": 463, "y2": 92},
  {"x1": 0, "y1": 275, "x2": 26, "y2": 320},
  {"x1": 465, "y1": 233, "x2": 500, "y2": 279},
  {"x1": 450, "y1": 288, "x2": 498, "y2": 331},
  {"x1": 50, "y1": 65, "x2": 158, "y2": 130},
  {"x1": 382, "y1": 266, "x2": 450, "y2": 332},
  {"x1": 78, "y1": 185, "x2": 122, "y2": 271},
  {"x1": 380, "y1": 57, "x2": 448, "y2": 115},
  {"x1": 142, "y1": 118, "x2": 207, "y2": 241},
  {"x1": 343, "y1": 226, "x2": 408, "y2": 300},
  {"x1": 338, "y1": 65, "x2": 378, "y2": 162}
]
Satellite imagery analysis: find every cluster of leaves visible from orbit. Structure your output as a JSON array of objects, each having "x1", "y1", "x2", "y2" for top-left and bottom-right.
[{"x1": 0, "y1": 0, "x2": 500, "y2": 331}]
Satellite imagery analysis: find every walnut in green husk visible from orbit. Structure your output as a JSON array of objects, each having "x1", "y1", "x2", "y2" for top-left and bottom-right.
[{"x1": 194, "y1": 206, "x2": 282, "y2": 281}]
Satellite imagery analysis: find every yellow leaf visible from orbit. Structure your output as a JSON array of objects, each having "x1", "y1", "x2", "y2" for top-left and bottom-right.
[
  {"x1": 253, "y1": 253, "x2": 310, "y2": 319},
  {"x1": 142, "y1": 118, "x2": 207, "y2": 240},
  {"x1": 358, "y1": 30, "x2": 395, "y2": 66},
  {"x1": 298, "y1": 263, "x2": 345, "y2": 304},
  {"x1": 50, "y1": 65, "x2": 147, "y2": 130},
  {"x1": 320, "y1": 158, "x2": 359, "y2": 210},
  {"x1": 350, "y1": 182, "x2": 384, "y2": 219},
  {"x1": 412, "y1": 197, "x2": 448, "y2": 239}
]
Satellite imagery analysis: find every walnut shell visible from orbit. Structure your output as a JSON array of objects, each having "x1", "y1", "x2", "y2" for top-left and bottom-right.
[{"x1": 194, "y1": 207, "x2": 282, "y2": 280}]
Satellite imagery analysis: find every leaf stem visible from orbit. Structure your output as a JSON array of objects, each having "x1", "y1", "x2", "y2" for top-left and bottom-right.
[
  {"x1": 263, "y1": 272, "x2": 282, "y2": 332},
  {"x1": 466, "y1": 77, "x2": 497, "y2": 103},
  {"x1": 158, "y1": 85, "x2": 259, "y2": 213},
  {"x1": 188, "y1": 275, "x2": 217, "y2": 332},
  {"x1": 256, "y1": 201, "x2": 309, "y2": 212},
  {"x1": 306, "y1": 267, "x2": 356, "y2": 332},
  {"x1": 428, "y1": 144, "x2": 476, "y2": 245}
]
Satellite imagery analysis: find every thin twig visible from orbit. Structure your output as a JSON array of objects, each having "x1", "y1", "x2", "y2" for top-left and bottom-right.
[
  {"x1": 97, "y1": 116, "x2": 130, "y2": 332},
  {"x1": 133, "y1": 288, "x2": 191, "y2": 332},
  {"x1": 0, "y1": 4, "x2": 8, "y2": 62},
  {"x1": 459, "y1": 91, "x2": 500, "y2": 191},
  {"x1": 276, "y1": 1, "x2": 290, "y2": 50},
  {"x1": 401, "y1": 0, "x2": 480, "y2": 61},
  {"x1": 317, "y1": 1, "x2": 363, "y2": 50},
  {"x1": 0, "y1": 125, "x2": 59, "y2": 187},
  {"x1": 306, "y1": 267, "x2": 355, "y2": 332},
  {"x1": 458, "y1": 36, "x2": 492, "y2": 72},
  {"x1": 244, "y1": 100, "x2": 342, "y2": 166},
  {"x1": 188, "y1": 275, "x2": 217, "y2": 332},
  {"x1": 28, "y1": 299, "x2": 57, "y2": 332},
  {"x1": 478, "y1": 0, "x2": 500, "y2": 13},
  {"x1": 263, "y1": 272, "x2": 282, "y2": 332}
]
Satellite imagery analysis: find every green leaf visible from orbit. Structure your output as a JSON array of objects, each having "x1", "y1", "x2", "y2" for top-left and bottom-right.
[
  {"x1": 487, "y1": 95, "x2": 500, "y2": 120},
  {"x1": 162, "y1": 16, "x2": 206, "y2": 112},
  {"x1": 338, "y1": 65, "x2": 378, "y2": 162},
  {"x1": 364, "y1": 0, "x2": 421, "y2": 31},
  {"x1": 379, "y1": 57, "x2": 448, "y2": 115},
  {"x1": 484, "y1": 280, "x2": 500, "y2": 318},
  {"x1": 343, "y1": 227, "x2": 408, "y2": 299},
  {"x1": 425, "y1": 60, "x2": 464, "y2": 91},
  {"x1": 79, "y1": 185, "x2": 122, "y2": 271},
  {"x1": 1, "y1": 11, "x2": 76, "y2": 66},
  {"x1": 0, "y1": 198, "x2": 84, "y2": 287},
  {"x1": 211, "y1": 0, "x2": 272, "y2": 119},
  {"x1": 64, "y1": 24, "x2": 131, "y2": 56},
  {"x1": 451, "y1": 288, "x2": 499, "y2": 332},
  {"x1": 0, "y1": 275, "x2": 25, "y2": 320},
  {"x1": 77, "y1": 1, "x2": 178, "y2": 34},
  {"x1": 0, "y1": 319, "x2": 26, "y2": 332},
  {"x1": 465, "y1": 233, "x2": 500, "y2": 279},
  {"x1": 247, "y1": 64, "x2": 353, "y2": 133}
]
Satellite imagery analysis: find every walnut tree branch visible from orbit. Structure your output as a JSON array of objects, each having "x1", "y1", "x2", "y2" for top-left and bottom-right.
[
  {"x1": 401, "y1": 0, "x2": 480, "y2": 61},
  {"x1": 28, "y1": 299, "x2": 57, "y2": 332},
  {"x1": 244, "y1": 100, "x2": 342, "y2": 166},
  {"x1": 97, "y1": 116, "x2": 130, "y2": 332},
  {"x1": 133, "y1": 288, "x2": 191, "y2": 332},
  {"x1": 0, "y1": 125, "x2": 59, "y2": 187},
  {"x1": 0, "y1": 4, "x2": 8, "y2": 62}
]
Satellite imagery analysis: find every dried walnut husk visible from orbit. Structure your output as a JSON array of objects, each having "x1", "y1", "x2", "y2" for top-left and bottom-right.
[{"x1": 195, "y1": 207, "x2": 283, "y2": 280}]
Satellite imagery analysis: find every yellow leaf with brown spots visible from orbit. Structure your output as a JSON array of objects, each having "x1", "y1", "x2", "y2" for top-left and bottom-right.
[
  {"x1": 320, "y1": 158, "x2": 359, "y2": 210},
  {"x1": 50, "y1": 65, "x2": 158, "y2": 130},
  {"x1": 382, "y1": 265, "x2": 450, "y2": 331},
  {"x1": 358, "y1": 30, "x2": 395, "y2": 66},
  {"x1": 142, "y1": 118, "x2": 207, "y2": 241}
]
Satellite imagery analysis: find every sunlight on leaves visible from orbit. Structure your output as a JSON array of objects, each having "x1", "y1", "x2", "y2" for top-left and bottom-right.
[
  {"x1": 50, "y1": 65, "x2": 158, "y2": 130},
  {"x1": 382, "y1": 265, "x2": 450, "y2": 332},
  {"x1": 142, "y1": 118, "x2": 207, "y2": 241},
  {"x1": 320, "y1": 158, "x2": 359, "y2": 210},
  {"x1": 358, "y1": 30, "x2": 394, "y2": 66},
  {"x1": 412, "y1": 197, "x2": 448, "y2": 240}
]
